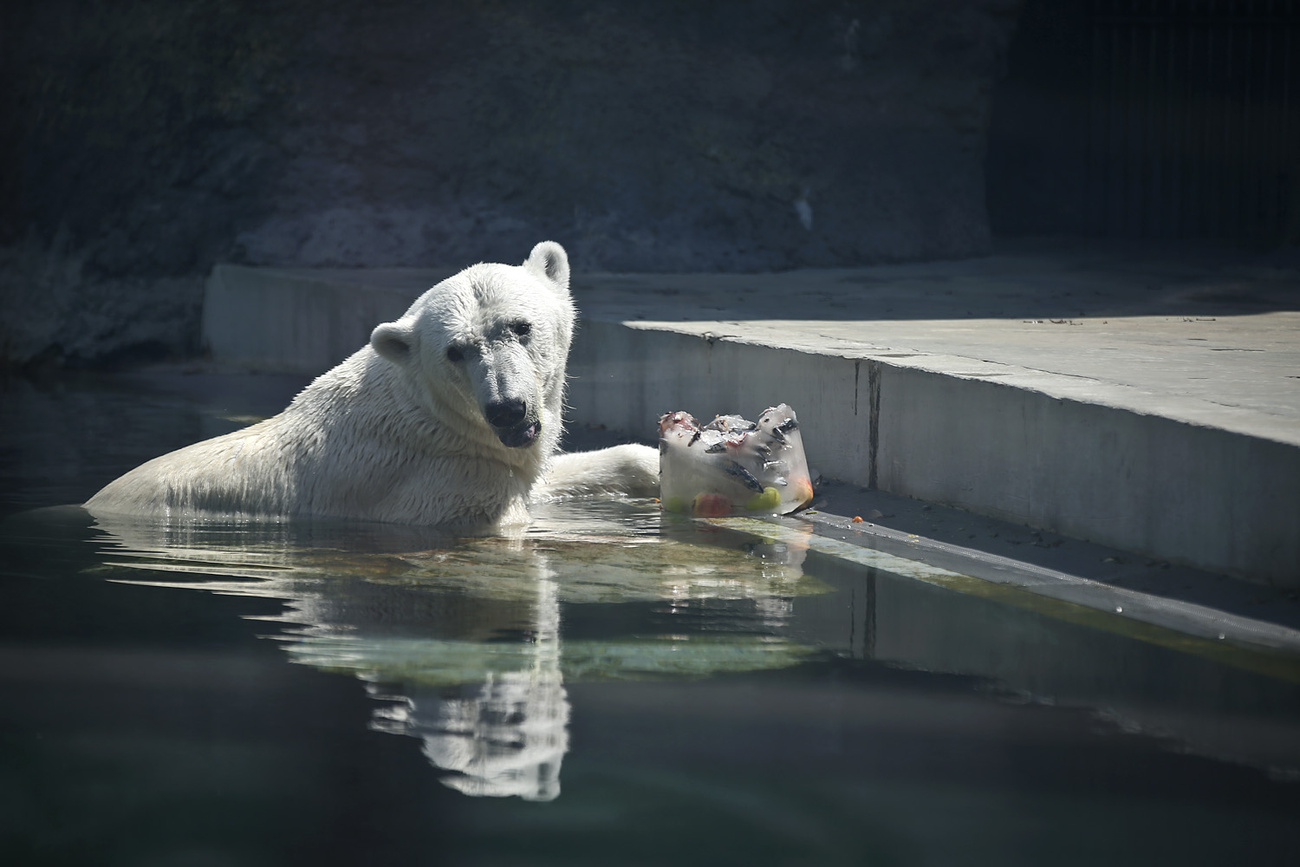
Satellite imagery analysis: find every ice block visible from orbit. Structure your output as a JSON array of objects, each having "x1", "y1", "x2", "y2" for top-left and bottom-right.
[{"x1": 658, "y1": 404, "x2": 814, "y2": 516}]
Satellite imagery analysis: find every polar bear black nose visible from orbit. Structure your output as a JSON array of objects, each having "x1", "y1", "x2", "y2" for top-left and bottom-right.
[{"x1": 485, "y1": 397, "x2": 528, "y2": 429}]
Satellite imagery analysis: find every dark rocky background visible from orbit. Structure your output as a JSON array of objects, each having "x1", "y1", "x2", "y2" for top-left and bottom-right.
[
  {"x1": 2, "y1": 0, "x2": 1296, "y2": 369},
  {"x1": 0, "y1": 0, "x2": 1021, "y2": 367}
]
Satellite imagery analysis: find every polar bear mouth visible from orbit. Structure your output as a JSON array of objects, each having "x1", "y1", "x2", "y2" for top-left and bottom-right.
[{"x1": 495, "y1": 420, "x2": 540, "y2": 449}]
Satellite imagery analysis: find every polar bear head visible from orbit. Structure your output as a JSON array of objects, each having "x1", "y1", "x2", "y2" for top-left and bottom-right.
[{"x1": 369, "y1": 241, "x2": 575, "y2": 453}]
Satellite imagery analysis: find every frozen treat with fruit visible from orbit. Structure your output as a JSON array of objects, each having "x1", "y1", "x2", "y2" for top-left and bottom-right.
[{"x1": 658, "y1": 404, "x2": 814, "y2": 516}]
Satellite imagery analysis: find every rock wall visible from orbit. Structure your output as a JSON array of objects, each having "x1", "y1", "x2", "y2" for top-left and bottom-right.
[{"x1": 0, "y1": 0, "x2": 1020, "y2": 367}]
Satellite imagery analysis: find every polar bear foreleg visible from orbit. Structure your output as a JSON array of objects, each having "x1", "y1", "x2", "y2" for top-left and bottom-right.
[{"x1": 535, "y1": 444, "x2": 659, "y2": 501}]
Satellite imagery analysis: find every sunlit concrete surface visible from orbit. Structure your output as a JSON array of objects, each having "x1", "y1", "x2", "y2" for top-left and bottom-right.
[{"x1": 201, "y1": 242, "x2": 1300, "y2": 585}]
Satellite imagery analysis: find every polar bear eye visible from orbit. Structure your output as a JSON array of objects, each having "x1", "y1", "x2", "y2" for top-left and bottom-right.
[
  {"x1": 510, "y1": 321, "x2": 531, "y2": 339},
  {"x1": 446, "y1": 345, "x2": 465, "y2": 363}
]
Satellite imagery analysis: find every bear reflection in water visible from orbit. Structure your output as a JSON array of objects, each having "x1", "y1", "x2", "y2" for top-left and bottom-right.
[
  {"x1": 86, "y1": 503, "x2": 814, "y2": 801},
  {"x1": 366, "y1": 577, "x2": 568, "y2": 801}
]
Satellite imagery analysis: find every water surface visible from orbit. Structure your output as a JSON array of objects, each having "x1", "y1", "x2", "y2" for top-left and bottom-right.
[{"x1": 2, "y1": 371, "x2": 1298, "y2": 866}]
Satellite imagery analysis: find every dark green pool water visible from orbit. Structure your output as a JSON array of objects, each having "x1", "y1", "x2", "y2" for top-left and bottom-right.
[{"x1": 2, "y1": 371, "x2": 1299, "y2": 866}]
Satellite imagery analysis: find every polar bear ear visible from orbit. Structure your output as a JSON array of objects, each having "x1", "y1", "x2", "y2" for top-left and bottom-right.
[
  {"x1": 371, "y1": 320, "x2": 417, "y2": 367},
  {"x1": 523, "y1": 241, "x2": 570, "y2": 295}
]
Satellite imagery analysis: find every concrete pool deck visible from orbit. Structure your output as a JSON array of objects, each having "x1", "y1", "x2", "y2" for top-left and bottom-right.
[{"x1": 202, "y1": 240, "x2": 1300, "y2": 588}]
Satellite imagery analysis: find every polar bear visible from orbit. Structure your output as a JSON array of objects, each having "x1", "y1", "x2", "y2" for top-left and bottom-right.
[{"x1": 85, "y1": 242, "x2": 659, "y2": 528}]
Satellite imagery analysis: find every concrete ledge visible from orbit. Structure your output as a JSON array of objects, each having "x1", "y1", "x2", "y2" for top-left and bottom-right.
[{"x1": 568, "y1": 319, "x2": 1299, "y2": 586}]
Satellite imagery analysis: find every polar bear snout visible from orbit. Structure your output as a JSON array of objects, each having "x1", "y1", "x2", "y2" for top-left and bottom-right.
[
  {"x1": 486, "y1": 397, "x2": 540, "y2": 448},
  {"x1": 486, "y1": 397, "x2": 528, "y2": 428}
]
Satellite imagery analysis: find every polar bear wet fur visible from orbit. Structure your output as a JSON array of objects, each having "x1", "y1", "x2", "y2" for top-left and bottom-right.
[{"x1": 86, "y1": 242, "x2": 659, "y2": 527}]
